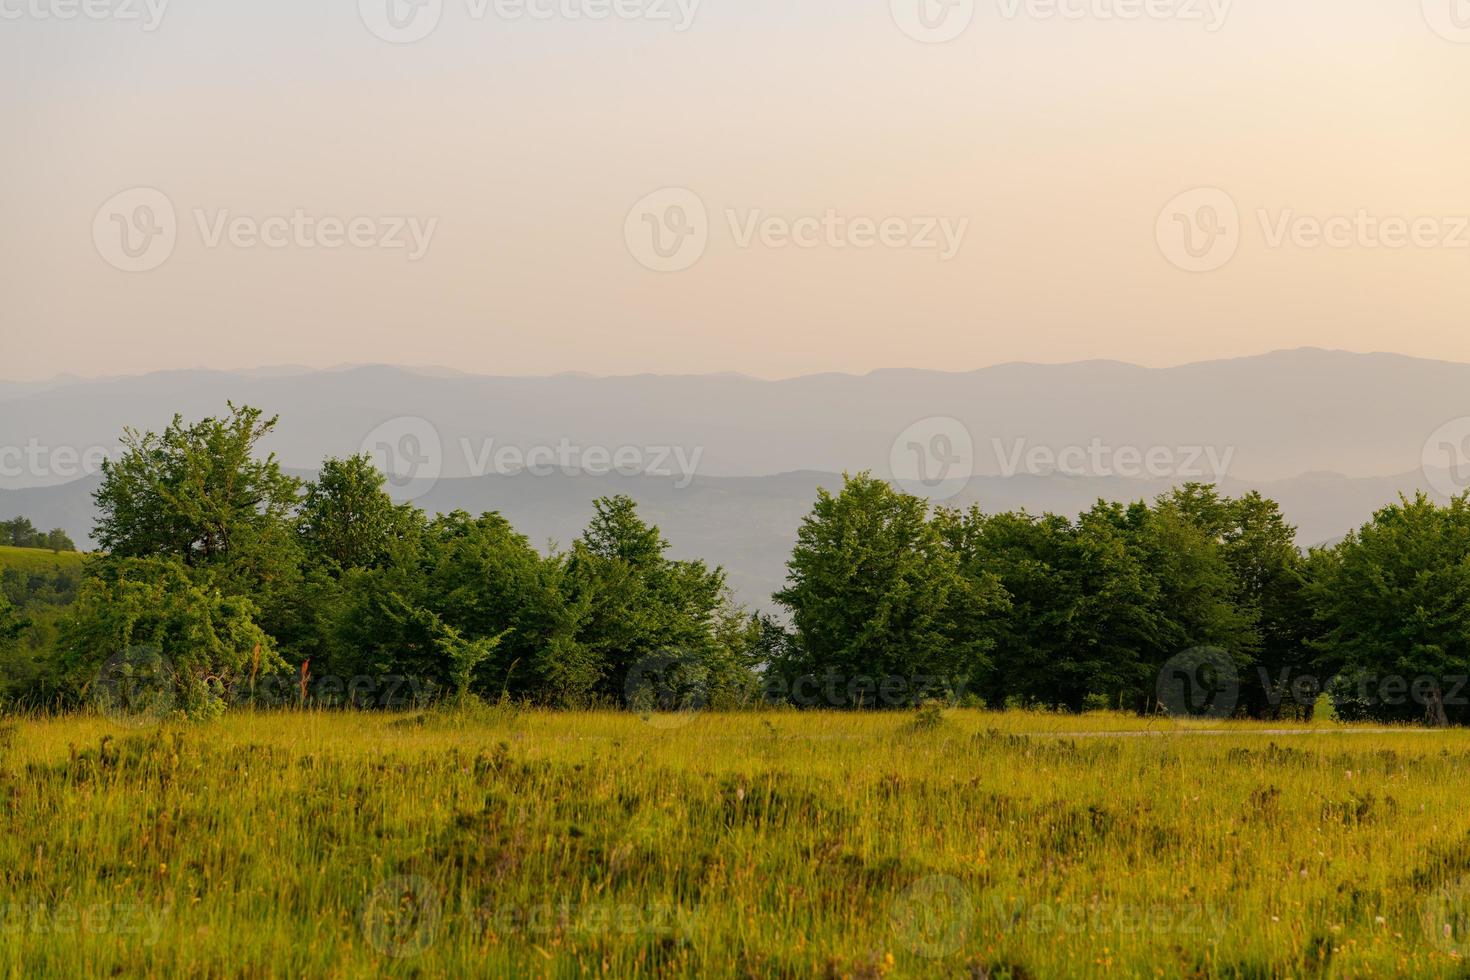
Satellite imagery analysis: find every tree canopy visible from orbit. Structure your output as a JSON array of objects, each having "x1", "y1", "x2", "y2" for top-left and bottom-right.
[{"x1": 6, "y1": 405, "x2": 1470, "y2": 727}]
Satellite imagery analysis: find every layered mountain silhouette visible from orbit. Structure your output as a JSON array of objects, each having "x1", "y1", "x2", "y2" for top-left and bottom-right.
[{"x1": 3, "y1": 348, "x2": 1468, "y2": 608}]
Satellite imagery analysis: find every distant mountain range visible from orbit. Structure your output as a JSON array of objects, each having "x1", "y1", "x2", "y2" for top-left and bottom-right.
[
  {"x1": 4, "y1": 347, "x2": 1470, "y2": 485},
  {"x1": 3, "y1": 348, "x2": 1468, "y2": 608}
]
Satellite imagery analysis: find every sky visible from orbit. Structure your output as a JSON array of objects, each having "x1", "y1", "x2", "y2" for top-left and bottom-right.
[{"x1": 4, "y1": 0, "x2": 1470, "y2": 381}]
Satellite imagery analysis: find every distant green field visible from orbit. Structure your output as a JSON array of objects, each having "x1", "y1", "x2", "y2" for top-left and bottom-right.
[
  {"x1": 3, "y1": 708, "x2": 1469, "y2": 977},
  {"x1": 0, "y1": 545, "x2": 85, "y2": 574}
]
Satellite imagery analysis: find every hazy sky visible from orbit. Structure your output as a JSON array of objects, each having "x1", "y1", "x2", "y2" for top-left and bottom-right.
[{"x1": 4, "y1": 0, "x2": 1470, "y2": 381}]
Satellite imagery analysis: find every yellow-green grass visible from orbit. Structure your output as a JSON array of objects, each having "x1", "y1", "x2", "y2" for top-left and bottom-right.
[
  {"x1": 2, "y1": 709, "x2": 1468, "y2": 978},
  {"x1": 0, "y1": 545, "x2": 85, "y2": 574}
]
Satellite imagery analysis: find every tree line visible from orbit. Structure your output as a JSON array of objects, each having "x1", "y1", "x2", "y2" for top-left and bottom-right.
[
  {"x1": 1, "y1": 517, "x2": 76, "y2": 553},
  {"x1": 2, "y1": 404, "x2": 1468, "y2": 725}
]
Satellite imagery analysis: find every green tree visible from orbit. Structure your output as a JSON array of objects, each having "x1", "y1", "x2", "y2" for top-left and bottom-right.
[
  {"x1": 1117, "y1": 497, "x2": 1255, "y2": 712},
  {"x1": 773, "y1": 474, "x2": 1007, "y2": 708},
  {"x1": 91, "y1": 404, "x2": 307, "y2": 655},
  {"x1": 1308, "y1": 493, "x2": 1470, "y2": 726},
  {"x1": 936, "y1": 505, "x2": 1154, "y2": 711},
  {"x1": 63, "y1": 557, "x2": 283, "y2": 719},
  {"x1": 1, "y1": 517, "x2": 37, "y2": 547},
  {"x1": 43, "y1": 528, "x2": 76, "y2": 553},
  {"x1": 93, "y1": 404, "x2": 302, "y2": 567},
  {"x1": 1160, "y1": 485, "x2": 1312, "y2": 718},
  {"x1": 562, "y1": 496, "x2": 753, "y2": 707},
  {"x1": 0, "y1": 518, "x2": 74, "y2": 551},
  {"x1": 332, "y1": 511, "x2": 575, "y2": 701},
  {"x1": 299, "y1": 455, "x2": 421, "y2": 571}
]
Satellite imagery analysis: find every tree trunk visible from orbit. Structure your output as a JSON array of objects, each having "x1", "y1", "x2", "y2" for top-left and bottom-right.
[{"x1": 1426, "y1": 686, "x2": 1450, "y2": 728}]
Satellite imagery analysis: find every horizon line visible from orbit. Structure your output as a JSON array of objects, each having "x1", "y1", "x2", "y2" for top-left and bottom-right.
[{"x1": 2, "y1": 346, "x2": 1456, "y2": 388}]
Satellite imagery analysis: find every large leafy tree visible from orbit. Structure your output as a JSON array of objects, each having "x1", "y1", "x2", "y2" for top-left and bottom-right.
[
  {"x1": 94, "y1": 404, "x2": 302, "y2": 567},
  {"x1": 773, "y1": 474, "x2": 1007, "y2": 707},
  {"x1": 298, "y1": 454, "x2": 421, "y2": 572},
  {"x1": 333, "y1": 511, "x2": 573, "y2": 700},
  {"x1": 63, "y1": 557, "x2": 282, "y2": 719},
  {"x1": 90, "y1": 404, "x2": 306, "y2": 652},
  {"x1": 1109, "y1": 497, "x2": 1255, "y2": 710},
  {"x1": 562, "y1": 496, "x2": 750, "y2": 707},
  {"x1": 1161, "y1": 485, "x2": 1312, "y2": 718},
  {"x1": 1308, "y1": 493, "x2": 1470, "y2": 726},
  {"x1": 937, "y1": 505, "x2": 1155, "y2": 711}
]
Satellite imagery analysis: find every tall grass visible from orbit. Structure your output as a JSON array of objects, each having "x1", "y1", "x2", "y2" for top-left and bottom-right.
[
  {"x1": 2, "y1": 709, "x2": 1468, "y2": 977},
  {"x1": 0, "y1": 545, "x2": 85, "y2": 574}
]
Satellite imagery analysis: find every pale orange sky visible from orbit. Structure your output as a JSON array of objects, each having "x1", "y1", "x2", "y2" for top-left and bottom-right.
[{"x1": 4, "y1": 0, "x2": 1470, "y2": 381}]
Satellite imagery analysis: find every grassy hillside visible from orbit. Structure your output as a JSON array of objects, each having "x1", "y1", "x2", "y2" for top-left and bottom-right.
[
  {"x1": 0, "y1": 544, "x2": 85, "y2": 575},
  {"x1": 2, "y1": 709, "x2": 1468, "y2": 977}
]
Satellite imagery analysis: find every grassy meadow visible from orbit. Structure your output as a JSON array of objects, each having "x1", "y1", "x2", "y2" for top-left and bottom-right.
[
  {"x1": 3, "y1": 708, "x2": 1470, "y2": 978},
  {"x1": 0, "y1": 545, "x2": 84, "y2": 575}
]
